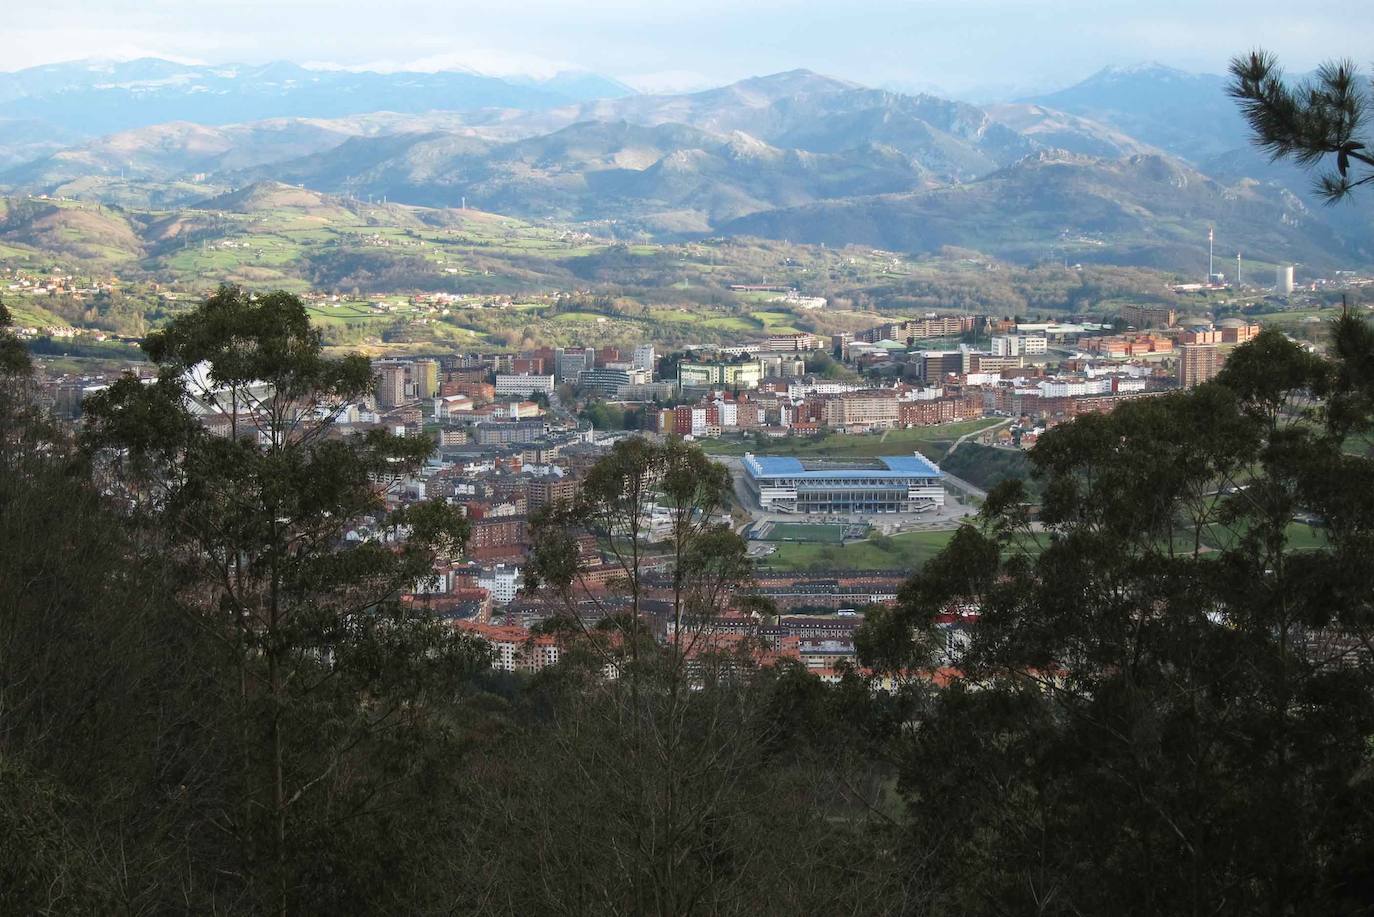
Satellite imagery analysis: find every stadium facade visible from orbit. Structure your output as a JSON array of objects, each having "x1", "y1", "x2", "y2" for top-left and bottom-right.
[{"x1": 743, "y1": 453, "x2": 945, "y2": 514}]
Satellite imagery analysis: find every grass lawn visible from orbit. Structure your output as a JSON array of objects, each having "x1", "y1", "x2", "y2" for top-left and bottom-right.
[
  {"x1": 1194, "y1": 518, "x2": 1330, "y2": 554},
  {"x1": 759, "y1": 529, "x2": 957, "y2": 572},
  {"x1": 3, "y1": 298, "x2": 68, "y2": 328},
  {"x1": 552, "y1": 312, "x2": 611, "y2": 324},
  {"x1": 765, "y1": 523, "x2": 849, "y2": 544},
  {"x1": 750, "y1": 310, "x2": 803, "y2": 333},
  {"x1": 305, "y1": 304, "x2": 395, "y2": 327}
]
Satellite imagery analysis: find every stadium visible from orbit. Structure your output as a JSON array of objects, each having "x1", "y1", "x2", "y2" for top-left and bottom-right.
[{"x1": 742, "y1": 454, "x2": 945, "y2": 515}]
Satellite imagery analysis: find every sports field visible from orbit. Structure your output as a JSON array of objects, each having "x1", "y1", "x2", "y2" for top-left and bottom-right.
[{"x1": 764, "y1": 522, "x2": 850, "y2": 543}]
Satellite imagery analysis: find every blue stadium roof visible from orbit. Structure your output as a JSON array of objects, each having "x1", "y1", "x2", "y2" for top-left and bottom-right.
[{"x1": 745, "y1": 453, "x2": 942, "y2": 479}]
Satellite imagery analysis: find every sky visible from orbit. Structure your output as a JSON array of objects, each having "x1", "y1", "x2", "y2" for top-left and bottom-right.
[{"x1": 3, "y1": 0, "x2": 1369, "y2": 98}]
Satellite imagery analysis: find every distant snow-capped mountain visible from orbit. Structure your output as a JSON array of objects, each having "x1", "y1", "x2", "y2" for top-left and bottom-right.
[{"x1": 0, "y1": 58, "x2": 636, "y2": 137}]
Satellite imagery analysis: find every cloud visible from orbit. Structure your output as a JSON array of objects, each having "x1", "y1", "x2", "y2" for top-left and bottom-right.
[
  {"x1": 0, "y1": 0, "x2": 1363, "y2": 93},
  {"x1": 308, "y1": 49, "x2": 586, "y2": 79},
  {"x1": 0, "y1": 29, "x2": 210, "y2": 71}
]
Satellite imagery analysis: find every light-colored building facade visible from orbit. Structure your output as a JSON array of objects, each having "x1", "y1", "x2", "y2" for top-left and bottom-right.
[
  {"x1": 477, "y1": 564, "x2": 522, "y2": 605},
  {"x1": 631, "y1": 344, "x2": 657, "y2": 373},
  {"x1": 822, "y1": 393, "x2": 900, "y2": 430},
  {"x1": 991, "y1": 335, "x2": 1048, "y2": 357},
  {"x1": 679, "y1": 359, "x2": 764, "y2": 390},
  {"x1": 494, "y1": 374, "x2": 556, "y2": 397}
]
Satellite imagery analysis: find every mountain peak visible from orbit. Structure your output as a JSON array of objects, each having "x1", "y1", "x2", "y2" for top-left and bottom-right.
[
  {"x1": 1094, "y1": 61, "x2": 1190, "y2": 79},
  {"x1": 720, "y1": 69, "x2": 860, "y2": 99}
]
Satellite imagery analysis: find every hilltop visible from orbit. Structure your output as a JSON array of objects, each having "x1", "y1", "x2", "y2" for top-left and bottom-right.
[
  {"x1": 1021, "y1": 63, "x2": 1251, "y2": 164},
  {"x1": 0, "y1": 199, "x2": 144, "y2": 264},
  {"x1": 194, "y1": 181, "x2": 360, "y2": 221},
  {"x1": 722, "y1": 152, "x2": 1374, "y2": 271}
]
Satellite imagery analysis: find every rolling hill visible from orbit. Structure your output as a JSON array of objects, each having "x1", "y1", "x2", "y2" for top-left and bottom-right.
[
  {"x1": 224, "y1": 119, "x2": 937, "y2": 232},
  {"x1": 721, "y1": 151, "x2": 1374, "y2": 271},
  {"x1": 0, "y1": 199, "x2": 145, "y2": 265}
]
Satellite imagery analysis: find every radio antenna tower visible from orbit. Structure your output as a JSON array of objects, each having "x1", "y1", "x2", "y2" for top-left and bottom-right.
[
  {"x1": 1236, "y1": 252, "x2": 1242, "y2": 287},
  {"x1": 1208, "y1": 226, "x2": 1214, "y2": 281}
]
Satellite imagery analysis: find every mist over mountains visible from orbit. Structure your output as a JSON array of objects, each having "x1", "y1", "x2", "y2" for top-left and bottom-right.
[{"x1": 0, "y1": 57, "x2": 1369, "y2": 273}]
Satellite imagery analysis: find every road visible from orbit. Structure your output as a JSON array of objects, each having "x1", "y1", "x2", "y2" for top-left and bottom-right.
[
  {"x1": 939, "y1": 471, "x2": 988, "y2": 502},
  {"x1": 943, "y1": 417, "x2": 1012, "y2": 459}
]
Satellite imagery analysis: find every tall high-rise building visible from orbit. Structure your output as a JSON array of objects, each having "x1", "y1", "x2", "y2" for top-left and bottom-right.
[
  {"x1": 632, "y1": 344, "x2": 657, "y2": 374},
  {"x1": 410, "y1": 359, "x2": 439, "y2": 398},
  {"x1": 554, "y1": 347, "x2": 595, "y2": 382},
  {"x1": 1178, "y1": 343, "x2": 1221, "y2": 389},
  {"x1": 1276, "y1": 264, "x2": 1295, "y2": 295},
  {"x1": 376, "y1": 363, "x2": 408, "y2": 408}
]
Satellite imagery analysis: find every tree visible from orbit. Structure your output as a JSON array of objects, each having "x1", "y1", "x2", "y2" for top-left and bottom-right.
[
  {"x1": 864, "y1": 324, "x2": 1374, "y2": 915},
  {"x1": 0, "y1": 302, "x2": 29, "y2": 379},
  {"x1": 0, "y1": 298, "x2": 238, "y2": 912},
  {"x1": 81, "y1": 285, "x2": 485, "y2": 914},
  {"x1": 1230, "y1": 51, "x2": 1374, "y2": 201},
  {"x1": 495, "y1": 438, "x2": 897, "y2": 915}
]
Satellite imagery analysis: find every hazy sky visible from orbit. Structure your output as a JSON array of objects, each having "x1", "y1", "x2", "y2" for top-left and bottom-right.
[{"x1": 4, "y1": 0, "x2": 1369, "y2": 97}]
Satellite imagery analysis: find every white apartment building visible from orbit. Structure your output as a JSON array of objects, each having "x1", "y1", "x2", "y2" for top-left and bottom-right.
[
  {"x1": 899, "y1": 386, "x2": 946, "y2": 402},
  {"x1": 991, "y1": 335, "x2": 1049, "y2": 357},
  {"x1": 631, "y1": 344, "x2": 657, "y2": 373},
  {"x1": 477, "y1": 565, "x2": 522, "y2": 605},
  {"x1": 494, "y1": 374, "x2": 556, "y2": 397},
  {"x1": 1038, "y1": 378, "x2": 1113, "y2": 398},
  {"x1": 786, "y1": 380, "x2": 863, "y2": 399}
]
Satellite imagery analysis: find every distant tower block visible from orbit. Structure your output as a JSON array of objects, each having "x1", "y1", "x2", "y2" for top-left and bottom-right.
[{"x1": 1276, "y1": 264, "x2": 1294, "y2": 295}]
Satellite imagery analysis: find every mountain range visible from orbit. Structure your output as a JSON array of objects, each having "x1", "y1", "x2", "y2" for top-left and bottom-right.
[{"x1": 0, "y1": 58, "x2": 1369, "y2": 274}]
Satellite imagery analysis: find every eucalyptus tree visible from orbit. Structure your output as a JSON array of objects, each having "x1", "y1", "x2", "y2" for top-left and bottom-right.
[
  {"x1": 502, "y1": 437, "x2": 885, "y2": 916},
  {"x1": 864, "y1": 326, "x2": 1374, "y2": 915},
  {"x1": 82, "y1": 285, "x2": 482, "y2": 914}
]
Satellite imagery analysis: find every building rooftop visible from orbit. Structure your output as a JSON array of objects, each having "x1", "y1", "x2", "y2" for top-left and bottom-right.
[{"x1": 745, "y1": 453, "x2": 941, "y2": 478}]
